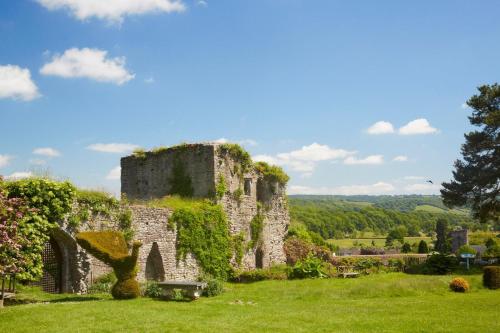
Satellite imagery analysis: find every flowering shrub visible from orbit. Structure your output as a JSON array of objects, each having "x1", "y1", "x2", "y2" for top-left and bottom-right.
[
  {"x1": 0, "y1": 185, "x2": 30, "y2": 276},
  {"x1": 449, "y1": 277, "x2": 470, "y2": 292}
]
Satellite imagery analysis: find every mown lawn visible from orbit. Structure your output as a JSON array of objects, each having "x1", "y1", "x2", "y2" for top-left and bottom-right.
[{"x1": 1, "y1": 273, "x2": 499, "y2": 333}]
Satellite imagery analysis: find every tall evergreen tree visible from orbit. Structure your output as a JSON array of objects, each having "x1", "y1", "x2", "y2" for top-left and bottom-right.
[
  {"x1": 418, "y1": 240, "x2": 429, "y2": 254},
  {"x1": 434, "y1": 218, "x2": 450, "y2": 253},
  {"x1": 441, "y1": 84, "x2": 500, "y2": 223}
]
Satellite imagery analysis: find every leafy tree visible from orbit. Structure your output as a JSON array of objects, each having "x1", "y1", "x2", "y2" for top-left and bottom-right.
[
  {"x1": 386, "y1": 226, "x2": 407, "y2": 246},
  {"x1": 441, "y1": 84, "x2": 500, "y2": 223},
  {"x1": 418, "y1": 240, "x2": 429, "y2": 253},
  {"x1": 401, "y1": 242, "x2": 412, "y2": 253},
  {"x1": 434, "y1": 218, "x2": 451, "y2": 254}
]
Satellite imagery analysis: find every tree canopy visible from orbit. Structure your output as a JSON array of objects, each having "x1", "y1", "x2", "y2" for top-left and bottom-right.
[{"x1": 441, "y1": 83, "x2": 500, "y2": 223}]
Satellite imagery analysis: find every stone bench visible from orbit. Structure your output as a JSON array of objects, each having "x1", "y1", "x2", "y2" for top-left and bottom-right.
[
  {"x1": 157, "y1": 281, "x2": 207, "y2": 300},
  {"x1": 337, "y1": 266, "x2": 360, "y2": 278}
]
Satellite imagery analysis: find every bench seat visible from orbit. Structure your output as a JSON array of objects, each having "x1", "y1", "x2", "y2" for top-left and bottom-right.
[{"x1": 157, "y1": 281, "x2": 207, "y2": 300}]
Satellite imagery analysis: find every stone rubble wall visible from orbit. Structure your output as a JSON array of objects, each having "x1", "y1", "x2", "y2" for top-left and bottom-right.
[
  {"x1": 215, "y1": 149, "x2": 289, "y2": 269},
  {"x1": 121, "y1": 145, "x2": 216, "y2": 200}
]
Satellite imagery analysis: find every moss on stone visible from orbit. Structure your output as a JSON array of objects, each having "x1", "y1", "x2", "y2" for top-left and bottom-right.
[
  {"x1": 75, "y1": 231, "x2": 142, "y2": 299},
  {"x1": 254, "y1": 161, "x2": 290, "y2": 185}
]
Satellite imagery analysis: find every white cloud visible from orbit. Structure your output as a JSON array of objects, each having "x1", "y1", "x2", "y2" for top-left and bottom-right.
[
  {"x1": 404, "y1": 176, "x2": 425, "y2": 181},
  {"x1": 144, "y1": 77, "x2": 155, "y2": 84},
  {"x1": 344, "y1": 155, "x2": 384, "y2": 165},
  {"x1": 254, "y1": 143, "x2": 355, "y2": 176},
  {"x1": 404, "y1": 183, "x2": 441, "y2": 194},
  {"x1": 0, "y1": 65, "x2": 40, "y2": 101},
  {"x1": 288, "y1": 182, "x2": 395, "y2": 195},
  {"x1": 196, "y1": 0, "x2": 208, "y2": 7},
  {"x1": 0, "y1": 155, "x2": 13, "y2": 168},
  {"x1": 367, "y1": 121, "x2": 394, "y2": 135},
  {"x1": 40, "y1": 48, "x2": 134, "y2": 85},
  {"x1": 278, "y1": 143, "x2": 354, "y2": 162},
  {"x1": 29, "y1": 159, "x2": 47, "y2": 166},
  {"x1": 213, "y1": 138, "x2": 258, "y2": 147},
  {"x1": 36, "y1": 0, "x2": 185, "y2": 24},
  {"x1": 5, "y1": 171, "x2": 33, "y2": 180},
  {"x1": 87, "y1": 143, "x2": 140, "y2": 154},
  {"x1": 461, "y1": 103, "x2": 468, "y2": 109},
  {"x1": 106, "y1": 166, "x2": 121, "y2": 180},
  {"x1": 393, "y1": 155, "x2": 408, "y2": 162},
  {"x1": 398, "y1": 118, "x2": 438, "y2": 135},
  {"x1": 33, "y1": 147, "x2": 61, "y2": 157}
]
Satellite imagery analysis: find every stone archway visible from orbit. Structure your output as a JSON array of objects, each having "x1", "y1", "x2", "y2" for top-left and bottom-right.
[{"x1": 146, "y1": 242, "x2": 165, "y2": 281}]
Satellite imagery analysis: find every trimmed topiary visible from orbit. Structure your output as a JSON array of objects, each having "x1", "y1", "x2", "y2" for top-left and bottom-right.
[
  {"x1": 449, "y1": 277, "x2": 470, "y2": 292},
  {"x1": 483, "y1": 266, "x2": 500, "y2": 290},
  {"x1": 76, "y1": 231, "x2": 142, "y2": 299}
]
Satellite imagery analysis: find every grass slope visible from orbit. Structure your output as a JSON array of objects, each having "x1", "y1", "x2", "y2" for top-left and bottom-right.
[{"x1": 1, "y1": 274, "x2": 499, "y2": 332}]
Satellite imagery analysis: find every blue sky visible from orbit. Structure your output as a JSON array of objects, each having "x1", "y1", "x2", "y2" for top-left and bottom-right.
[{"x1": 1, "y1": 0, "x2": 499, "y2": 196}]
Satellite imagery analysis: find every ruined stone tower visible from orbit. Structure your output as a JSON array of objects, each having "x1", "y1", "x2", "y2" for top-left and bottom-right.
[{"x1": 120, "y1": 143, "x2": 289, "y2": 272}]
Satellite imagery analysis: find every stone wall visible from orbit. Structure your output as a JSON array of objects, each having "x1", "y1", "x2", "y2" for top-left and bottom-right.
[
  {"x1": 54, "y1": 143, "x2": 289, "y2": 294},
  {"x1": 215, "y1": 149, "x2": 289, "y2": 269},
  {"x1": 130, "y1": 205, "x2": 200, "y2": 281},
  {"x1": 121, "y1": 145, "x2": 216, "y2": 200},
  {"x1": 449, "y1": 229, "x2": 468, "y2": 253}
]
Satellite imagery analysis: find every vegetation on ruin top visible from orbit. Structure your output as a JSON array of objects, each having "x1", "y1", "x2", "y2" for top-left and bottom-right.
[{"x1": 254, "y1": 161, "x2": 290, "y2": 185}]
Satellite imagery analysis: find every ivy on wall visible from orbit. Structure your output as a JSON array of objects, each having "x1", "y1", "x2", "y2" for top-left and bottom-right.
[
  {"x1": 215, "y1": 174, "x2": 227, "y2": 200},
  {"x1": 4, "y1": 178, "x2": 76, "y2": 281},
  {"x1": 249, "y1": 211, "x2": 265, "y2": 250},
  {"x1": 168, "y1": 199, "x2": 232, "y2": 280}
]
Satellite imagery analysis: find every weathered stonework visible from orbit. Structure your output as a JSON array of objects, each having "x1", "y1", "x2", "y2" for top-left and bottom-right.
[{"x1": 52, "y1": 143, "x2": 289, "y2": 293}]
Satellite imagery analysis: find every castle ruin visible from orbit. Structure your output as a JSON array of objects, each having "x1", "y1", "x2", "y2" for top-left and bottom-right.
[{"x1": 37, "y1": 143, "x2": 290, "y2": 294}]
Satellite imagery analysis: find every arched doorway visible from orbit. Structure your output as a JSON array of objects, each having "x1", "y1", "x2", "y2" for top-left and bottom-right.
[
  {"x1": 35, "y1": 237, "x2": 63, "y2": 293},
  {"x1": 255, "y1": 246, "x2": 264, "y2": 269},
  {"x1": 145, "y1": 242, "x2": 165, "y2": 281}
]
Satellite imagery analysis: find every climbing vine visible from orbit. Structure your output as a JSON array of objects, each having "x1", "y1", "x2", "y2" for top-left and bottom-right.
[
  {"x1": 249, "y1": 210, "x2": 265, "y2": 249},
  {"x1": 215, "y1": 174, "x2": 227, "y2": 200},
  {"x1": 232, "y1": 232, "x2": 246, "y2": 266},
  {"x1": 169, "y1": 200, "x2": 232, "y2": 280},
  {"x1": 4, "y1": 178, "x2": 76, "y2": 280}
]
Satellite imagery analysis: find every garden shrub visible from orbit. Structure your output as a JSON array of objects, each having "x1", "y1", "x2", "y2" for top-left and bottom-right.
[
  {"x1": 76, "y1": 231, "x2": 142, "y2": 299},
  {"x1": 88, "y1": 272, "x2": 117, "y2": 294},
  {"x1": 284, "y1": 237, "x2": 312, "y2": 265},
  {"x1": 457, "y1": 244, "x2": 477, "y2": 256},
  {"x1": 401, "y1": 242, "x2": 412, "y2": 253},
  {"x1": 290, "y1": 254, "x2": 327, "y2": 279},
  {"x1": 202, "y1": 278, "x2": 224, "y2": 297},
  {"x1": 360, "y1": 247, "x2": 385, "y2": 255},
  {"x1": 387, "y1": 258, "x2": 405, "y2": 272},
  {"x1": 449, "y1": 277, "x2": 470, "y2": 292},
  {"x1": 423, "y1": 253, "x2": 458, "y2": 275},
  {"x1": 231, "y1": 265, "x2": 289, "y2": 283},
  {"x1": 143, "y1": 281, "x2": 163, "y2": 298},
  {"x1": 483, "y1": 266, "x2": 500, "y2": 289}
]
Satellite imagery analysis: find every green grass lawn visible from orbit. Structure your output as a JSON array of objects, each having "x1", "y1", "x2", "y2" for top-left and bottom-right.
[{"x1": 1, "y1": 273, "x2": 499, "y2": 332}]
